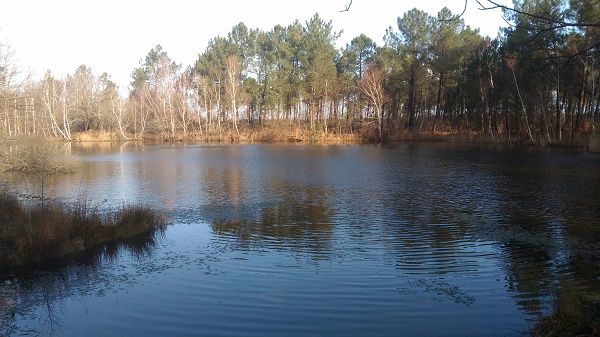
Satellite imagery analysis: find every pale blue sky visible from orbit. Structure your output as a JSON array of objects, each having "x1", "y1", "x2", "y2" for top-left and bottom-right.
[{"x1": 1, "y1": 0, "x2": 510, "y2": 91}]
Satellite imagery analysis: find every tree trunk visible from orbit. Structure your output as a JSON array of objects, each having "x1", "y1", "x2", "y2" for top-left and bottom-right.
[
  {"x1": 407, "y1": 70, "x2": 416, "y2": 132},
  {"x1": 433, "y1": 71, "x2": 445, "y2": 134}
]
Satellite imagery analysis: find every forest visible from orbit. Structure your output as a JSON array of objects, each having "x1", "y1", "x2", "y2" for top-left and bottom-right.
[{"x1": 0, "y1": 0, "x2": 599, "y2": 146}]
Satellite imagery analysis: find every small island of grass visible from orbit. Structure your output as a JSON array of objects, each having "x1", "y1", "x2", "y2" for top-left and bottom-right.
[{"x1": 0, "y1": 192, "x2": 167, "y2": 269}]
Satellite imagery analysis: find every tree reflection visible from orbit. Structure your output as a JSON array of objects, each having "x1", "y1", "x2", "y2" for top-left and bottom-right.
[
  {"x1": 208, "y1": 182, "x2": 334, "y2": 256},
  {"x1": 457, "y1": 149, "x2": 600, "y2": 319},
  {"x1": 0, "y1": 229, "x2": 164, "y2": 336},
  {"x1": 203, "y1": 166, "x2": 246, "y2": 206}
]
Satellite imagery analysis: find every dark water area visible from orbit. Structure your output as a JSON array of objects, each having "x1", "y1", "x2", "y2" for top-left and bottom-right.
[{"x1": 1, "y1": 142, "x2": 599, "y2": 336}]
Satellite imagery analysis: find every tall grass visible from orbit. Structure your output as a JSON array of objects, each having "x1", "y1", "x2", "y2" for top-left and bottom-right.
[
  {"x1": 0, "y1": 192, "x2": 166, "y2": 269},
  {"x1": 532, "y1": 282, "x2": 600, "y2": 336}
]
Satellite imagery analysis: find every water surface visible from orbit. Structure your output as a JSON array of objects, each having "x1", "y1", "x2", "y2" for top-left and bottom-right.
[{"x1": 1, "y1": 143, "x2": 599, "y2": 336}]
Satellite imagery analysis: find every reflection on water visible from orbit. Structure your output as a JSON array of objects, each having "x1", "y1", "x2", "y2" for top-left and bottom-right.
[
  {"x1": 0, "y1": 230, "x2": 164, "y2": 336},
  {"x1": 208, "y1": 179, "x2": 334, "y2": 255},
  {"x1": 1, "y1": 143, "x2": 599, "y2": 336}
]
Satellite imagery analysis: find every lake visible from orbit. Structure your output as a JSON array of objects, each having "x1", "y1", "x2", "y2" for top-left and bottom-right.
[{"x1": 1, "y1": 142, "x2": 599, "y2": 336}]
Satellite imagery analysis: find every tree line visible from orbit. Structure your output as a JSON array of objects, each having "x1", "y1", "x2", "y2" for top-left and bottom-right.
[{"x1": 1, "y1": 0, "x2": 599, "y2": 144}]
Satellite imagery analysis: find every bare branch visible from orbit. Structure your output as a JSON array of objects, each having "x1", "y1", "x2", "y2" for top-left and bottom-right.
[
  {"x1": 476, "y1": 0, "x2": 600, "y2": 28},
  {"x1": 439, "y1": 0, "x2": 468, "y2": 22},
  {"x1": 339, "y1": 0, "x2": 353, "y2": 12},
  {"x1": 507, "y1": 40, "x2": 600, "y2": 73}
]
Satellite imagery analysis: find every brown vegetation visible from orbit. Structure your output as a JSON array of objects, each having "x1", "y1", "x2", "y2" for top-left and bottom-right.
[
  {"x1": 0, "y1": 192, "x2": 167, "y2": 269},
  {"x1": 0, "y1": 137, "x2": 75, "y2": 173},
  {"x1": 532, "y1": 282, "x2": 600, "y2": 337},
  {"x1": 60, "y1": 122, "x2": 599, "y2": 152}
]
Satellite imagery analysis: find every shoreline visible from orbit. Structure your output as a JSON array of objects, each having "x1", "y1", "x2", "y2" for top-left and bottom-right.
[{"x1": 57, "y1": 128, "x2": 600, "y2": 153}]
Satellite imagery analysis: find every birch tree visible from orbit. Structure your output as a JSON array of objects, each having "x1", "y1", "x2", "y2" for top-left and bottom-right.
[
  {"x1": 225, "y1": 55, "x2": 243, "y2": 136},
  {"x1": 359, "y1": 62, "x2": 387, "y2": 139},
  {"x1": 0, "y1": 39, "x2": 31, "y2": 138},
  {"x1": 131, "y1": 45, "x2": 181, "y2": 139},
  {"x1": 42, "y1": 72, "x2": 71, "y2": 141}
]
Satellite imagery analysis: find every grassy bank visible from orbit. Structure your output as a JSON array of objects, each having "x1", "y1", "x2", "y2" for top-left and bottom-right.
[
  {"x1": 65, "y1": 124, "x2": 600, "y2": 152},
  {"x1": 532, "y1": 283, "x2": 600, "y2": 336},
  {"x1": 0, "y1": 192, "x2": 166, "y2": 269}
]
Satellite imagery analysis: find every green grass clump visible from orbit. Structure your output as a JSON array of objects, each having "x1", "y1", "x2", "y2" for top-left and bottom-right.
[
  {"x1": 532, "y1": 283, "x2": 600, "y2": 337},
  {"x1": 0, "y1": 192, "x2": 166, "y2": 269}
]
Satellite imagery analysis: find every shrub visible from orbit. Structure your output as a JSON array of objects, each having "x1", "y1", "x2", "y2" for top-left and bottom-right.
[{"x1": 0, "y1": 192, "x2": 166, "y2": 269}]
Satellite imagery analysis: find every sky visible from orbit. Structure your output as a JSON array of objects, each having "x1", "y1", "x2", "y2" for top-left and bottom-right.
[{"x1": 1, "y1": 0, "x2": 511, "y2": 92}]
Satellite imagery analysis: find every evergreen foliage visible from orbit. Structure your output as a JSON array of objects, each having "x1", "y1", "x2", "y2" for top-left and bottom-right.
[{"x1": 1, "y1": 3, "x2": 599, "y2": 145}]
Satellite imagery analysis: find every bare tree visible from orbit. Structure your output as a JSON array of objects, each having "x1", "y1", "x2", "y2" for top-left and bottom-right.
[
  {"x1": 70, "y1": 65, "x2": 95, "y2": 132},
  {"x1": 0, "y1": 139, "x2": 74, "y2": 210},
  {"x1": 506, "y1": 55, "x2": 534, "y2": 142},
  {"x1": 173, "y1": 72, "x2": 192, "y2": 137},
  {"x1": 0, "y1": 39, "x2": 31, "y2": 138},
  {"x1": 111, "y1": 92, "x2": 129, "y2": 140},
  {"x1": 225, "y1": 55, "x2": 243, "y2": 137},
  {"x1": 42, "y1": 72, "x2": 71, "y2": 141},
  {"x1": 359, "y1": 62, "x2": 387, "y2": 139},
  {"x1": 193, "y1": 74, "x2": 214, "y2": 137}
]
